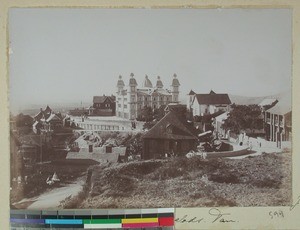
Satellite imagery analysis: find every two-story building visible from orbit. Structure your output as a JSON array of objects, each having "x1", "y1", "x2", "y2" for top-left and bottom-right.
[
  {"x1": 187, "y1": 90, "x2": 231, "y2": 116},
  {"x1": 32, "y1": 105, "x2": 63, "y2": 134},
  {"x1": 264, "y1": 94, "x2": 292, "y2": 148},
  {"x1": 89, "y1": 95, "x2": 116, "y2": 116}
]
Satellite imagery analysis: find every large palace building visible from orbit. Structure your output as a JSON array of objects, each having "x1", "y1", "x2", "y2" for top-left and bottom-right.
[{"x1": 116, "y1": 73, "x2": 180, "y2": 120}]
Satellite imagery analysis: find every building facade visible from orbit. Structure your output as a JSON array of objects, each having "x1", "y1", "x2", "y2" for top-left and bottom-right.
[
  {"x1": 33, "y1": 105, "x2": 63, "y2": 134},
  {"x1": 187, "y1": 90, "x2": 231, "y2": 116},
  {"x1": 116, "y1": 73, "x2": 180, "y2": 120},
  {"x1": 264, "y1": 94, "x2": 292, "y2": 147}
]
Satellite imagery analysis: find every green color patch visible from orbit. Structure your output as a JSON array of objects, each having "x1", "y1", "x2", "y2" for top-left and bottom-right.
[{"x1": 83, "y1": 219, "x2": 121, "y2": 224}]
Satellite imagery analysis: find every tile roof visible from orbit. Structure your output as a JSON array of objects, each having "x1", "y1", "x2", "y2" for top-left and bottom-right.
[
  {"x1": 34, "y1": 111, "x2": 44, "y2": 121},
  {"x1": 46, "y1": 113, "x2": 62, "y2": 122},
  {"x1": 258, "y1": 98, "x2": 278, "y2": 107},
  {"x1": 143, "y1": 111, "x2": 197, "y2": 140},
  {"x1": 188, "y1": 90, "x2": 196, "y2": 95},
  {"x1": 195, "y1": 91, "x2": 231, "y2": 105},
  {"x1": 266, "y1": 93, "x2": 291, "y2": 115},
  {"x1": 44, "y1": 105, "x2": 52, "y2": 114},
  {"x1": 93, "y1": 96, "x2": 114, "y2": 104}
]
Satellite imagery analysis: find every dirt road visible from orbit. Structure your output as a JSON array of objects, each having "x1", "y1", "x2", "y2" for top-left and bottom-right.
[{"x1": 14, "y1": 177, "x2": 85, "y2": 209}]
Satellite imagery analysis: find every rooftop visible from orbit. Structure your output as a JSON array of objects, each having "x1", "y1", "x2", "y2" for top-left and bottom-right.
[
  {"x1": 143, "y1": 111, "x2": 197, "y2": 140},
  {"x1": 266, "y1": 93, "x2": 291, "y2": 115},
  {"x1": 195, "y1": 90, "x2": 231, "y2": 105}
]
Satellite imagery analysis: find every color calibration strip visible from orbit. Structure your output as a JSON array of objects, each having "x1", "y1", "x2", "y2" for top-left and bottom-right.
[{"x1": 10, "y1": 208, "x2": 174, "y2": 229}]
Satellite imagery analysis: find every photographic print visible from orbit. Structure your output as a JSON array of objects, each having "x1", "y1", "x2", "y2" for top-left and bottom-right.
[{"x1": 9, "y1": 8, "x2": 292, "y2": 210}]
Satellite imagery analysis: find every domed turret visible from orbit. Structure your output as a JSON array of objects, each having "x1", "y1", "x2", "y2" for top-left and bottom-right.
[
  {"x1": 156, "y1": 76, "x2": 163, "y2": 88},
  {"x1": 171, "y1": 73, "x2": 180, "y2": 87},
  {"x1": 171, "y1": 73, "x2": 180, "y2": 103},
  {"x1": 143, "y1": 75, "x2": 153, "y2": 88},
  {"x1": 117, "y1": 75, "x2": 125, "y2": 92},
  {"x1": 129, "y1": 73, "x2": 137, "y2": 86}
]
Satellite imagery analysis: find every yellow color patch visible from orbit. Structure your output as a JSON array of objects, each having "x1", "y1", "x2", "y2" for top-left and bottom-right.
[{"x1": 121, "y1": 218, "x2": 158, "y2": 224}]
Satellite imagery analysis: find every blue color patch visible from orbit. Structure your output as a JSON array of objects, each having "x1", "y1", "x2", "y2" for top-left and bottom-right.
[{"x1": 45, "y1": 219, "x2": 83, "y2": 225}]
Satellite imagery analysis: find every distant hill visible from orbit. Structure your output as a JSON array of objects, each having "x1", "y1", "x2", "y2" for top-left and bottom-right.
[
  {"x1": 13, "y1": 102, "x2": 91, "y2": 116},
  {"x1": 228, "y1": 95, "x2": 266, "y2": 105},
  {"x1": 229, "y1": 91, "x2": 290, "y2": 105}
]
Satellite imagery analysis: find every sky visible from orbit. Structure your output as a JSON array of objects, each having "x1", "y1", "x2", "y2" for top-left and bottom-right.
[{"x1": 9, "y1": 8, "x2": 292, "y2": 112}]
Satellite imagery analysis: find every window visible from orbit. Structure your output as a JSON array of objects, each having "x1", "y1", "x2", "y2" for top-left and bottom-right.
[
  {"x1": 145, "y1": 97, "x2": 147, "y2": 101},
  {"x1": 124, "y1": 105, "x2": 127, "y2": 109},
  {"x1": 118, "y1": 104, "x2": 121, "y2": 108}
]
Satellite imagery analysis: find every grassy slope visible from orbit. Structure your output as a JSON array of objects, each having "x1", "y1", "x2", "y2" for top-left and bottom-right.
[{"x1": 75, "y1": 152, "x2": 291, "y2": 208}]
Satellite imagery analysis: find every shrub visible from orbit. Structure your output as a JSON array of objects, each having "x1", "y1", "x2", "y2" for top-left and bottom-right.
[{"x1": 209, "y1": 172, "x2": 240, "y2": 184}]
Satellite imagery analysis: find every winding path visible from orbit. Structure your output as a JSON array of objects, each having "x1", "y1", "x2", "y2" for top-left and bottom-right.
[{"x1": 14, "y1": 177, "x2": 85, "y2": 209}]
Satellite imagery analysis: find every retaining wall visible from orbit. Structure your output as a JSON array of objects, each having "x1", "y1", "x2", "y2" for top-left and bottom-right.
[{"x1": 206, "y1": 147, "x2": 249, "y2": 158}]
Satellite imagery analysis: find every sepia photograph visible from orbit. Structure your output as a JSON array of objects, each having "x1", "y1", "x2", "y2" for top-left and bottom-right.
[{"x1": 9, "y1": 8, "x2": 292, "y2": 210}]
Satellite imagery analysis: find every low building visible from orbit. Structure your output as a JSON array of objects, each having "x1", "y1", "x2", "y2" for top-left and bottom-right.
[
  {"x1": 187, "y1": 90, "x2": 231, "y2": 116},
  {"x1": 66, "y1": 143, "x2": 127, "y2": 163},
  {"x1": 142, "y1": 111, "x2": 198, "y2": 160},
  {"x1": 264, "y1": 94, "x2": 292, "y2": 148},
  {"x1": 72, "y1": 115, "x2": 144, "y2": 132},
  {"x1": 68, "y1": 108, "x2": 89, "y2": 116}
]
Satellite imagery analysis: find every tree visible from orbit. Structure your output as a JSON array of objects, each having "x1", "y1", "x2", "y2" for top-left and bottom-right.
[
  {"x1": 222, "y1": 104, "x2": 263, "y2": 134},
  {"x1": 121, "y1": 133, "x2": 143, "y2": 156},
  {"x1": 153, "y1": 106, "x2": 165, "y2": 121},
  {"x1": 138, "y1": 106, "x2": 154, "y2": 122},
  {"x1": 15, "y1": 113, "x2": 34, "y2": 127}
]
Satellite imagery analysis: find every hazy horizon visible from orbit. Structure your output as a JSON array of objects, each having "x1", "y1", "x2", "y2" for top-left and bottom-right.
[{"x1": 9, "y1": 8, "x2": 292, "y2": 113}]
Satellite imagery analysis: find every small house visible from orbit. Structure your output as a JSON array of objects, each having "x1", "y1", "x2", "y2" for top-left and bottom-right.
[{"x1": 142, "y1": 111, "x2": 198, "y2": 159}]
